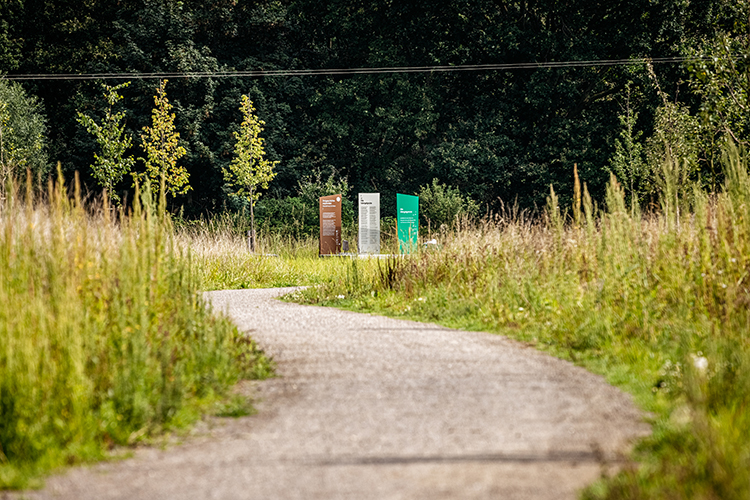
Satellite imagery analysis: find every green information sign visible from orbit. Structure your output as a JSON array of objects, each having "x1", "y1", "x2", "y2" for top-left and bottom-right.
[{"x1": 396, "y1": 193, "x2": 419, "y2": 253}]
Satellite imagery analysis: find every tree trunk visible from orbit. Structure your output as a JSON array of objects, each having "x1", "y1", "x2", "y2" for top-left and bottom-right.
[{"x1": 249, "y1": 186, "x2": 256, "y2": 253}]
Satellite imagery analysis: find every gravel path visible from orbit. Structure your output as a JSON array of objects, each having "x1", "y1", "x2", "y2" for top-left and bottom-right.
[{"x1": 19, "y1": 288, "x2": 649, "y2": 500}]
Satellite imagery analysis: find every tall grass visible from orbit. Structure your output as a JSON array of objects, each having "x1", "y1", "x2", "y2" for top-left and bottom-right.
[
  {"x1": 178, "y1": 211, "x2": 396, "y2": 290},
  {"x1": 0, "y1": 174, "x2": 271, "y2": 489},
  {"x1": 299, "y1": 144, "x2": 750, "y2": 498}
]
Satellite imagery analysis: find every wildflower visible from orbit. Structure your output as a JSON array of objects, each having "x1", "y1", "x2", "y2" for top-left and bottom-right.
[
  {"x1": 692, "y1": 355, "x2": 708, "y2": 372},
  {"x1": 518, "y1": 307, "x2": 524, "y2": 311},
  {"x1": 336, "y1": 295, "x2": 345, "y2": 299}
]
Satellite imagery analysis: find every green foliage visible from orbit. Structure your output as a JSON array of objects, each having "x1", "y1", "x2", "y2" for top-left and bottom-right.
[
  {"x1": 687, "y1": 6, "x2": 750, "y2": 142},
  {"x1": 296, "y1": 169, "x2": 354, "y2": 231},
  {"x1": 690, "y1": 39, "x2": 750, "y2": 142},
  {"x1": 223, "y1": 95, "x2": 277, "y2": 206},
  {"x1": 3, "y1": 0, "x2": 720, "y2": 212},
  {"x1": 417, "y1": 178, "x2": 479, "y2": 230},
  {"x1": 254, "y1": 196, "x2": 312, "y2": 239},
  {"x1": 237, "y1": 170, "x2": 356, "y2": 242},
  {"x1": 76, "y1": 82, "x2": 135, "y2": 205},
  {"x1": 0, "y1": 79, "x2": 49, "y2": 186},
  {"x1": 0, "y1": 173, "x2": 272, "y2": 488},
  {"x1": 609, "y1": 85, "x2": 647, "y2": 209},
  {"x1": 139, "y1": 80, "x2": 190, "y2": 198},
  {"x1": 643, "y1": 65, "x2": 703, "y2": 212},
  {"x1": 685, "y1": 5, "x2": 750, "y2": 188}
]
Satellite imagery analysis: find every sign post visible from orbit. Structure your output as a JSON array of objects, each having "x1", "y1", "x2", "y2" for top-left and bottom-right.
[
  {"x1": 358, "y1": 193, "x2": 380, "y2": 254},
  {"x1": 396, "y1": 193, "x2": 419, "y2": 254},
  {"x1": 319, "y1": 194, "x2": 342, "y2": 256}
]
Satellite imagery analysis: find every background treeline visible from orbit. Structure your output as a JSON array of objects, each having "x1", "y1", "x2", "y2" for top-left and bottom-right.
[{"x1": 0, "y1": 0, "x2": 746, "y2": 217}]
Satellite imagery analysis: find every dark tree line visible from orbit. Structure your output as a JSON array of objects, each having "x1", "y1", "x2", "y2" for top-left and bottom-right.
[{"x1": 0, "y1": 0, "x2": 744, "y2": 214}]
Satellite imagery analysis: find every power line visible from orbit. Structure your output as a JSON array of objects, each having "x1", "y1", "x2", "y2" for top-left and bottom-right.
[{"x1": 0, "y1": 56, "x2": 723, "y2": 81}]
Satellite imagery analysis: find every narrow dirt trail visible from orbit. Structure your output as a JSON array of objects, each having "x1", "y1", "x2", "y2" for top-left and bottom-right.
[{"x1": 19, "y1": 288, "x2": 648, "y2": 500}]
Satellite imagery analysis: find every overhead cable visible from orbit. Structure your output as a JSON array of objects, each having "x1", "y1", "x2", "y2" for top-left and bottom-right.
[{"x1": 0, "y1": 55, "x2": 733, "y2": 81}]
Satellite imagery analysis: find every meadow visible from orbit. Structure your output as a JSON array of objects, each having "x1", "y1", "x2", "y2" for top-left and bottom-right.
[
  {"x1": 0, "y1": 175, "x2": 272, "y2": 489},
  {"x1": 4, "y1": 145, "x2": 750, "y2": 498},
  {"x1": 281, "y1": 149, "x2": 749, "y2": 499}
]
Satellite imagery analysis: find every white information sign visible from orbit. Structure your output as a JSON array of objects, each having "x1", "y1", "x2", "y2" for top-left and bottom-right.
[{"x1": 358, "y1": 193, "x2": 380, "y2": 254}]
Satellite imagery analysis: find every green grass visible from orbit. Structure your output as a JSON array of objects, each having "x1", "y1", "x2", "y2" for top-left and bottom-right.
[
  {"x1": 179, "y1": 212, "x2": 399, "y2": 291},
  {"x1": 289, "y1": 149, "x2": 750, "y2": 499},
  {"x1": 0, "y1": 175, "x2": 272, "y2": 489}
]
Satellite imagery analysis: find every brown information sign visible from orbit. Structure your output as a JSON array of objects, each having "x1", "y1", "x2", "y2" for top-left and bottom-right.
[{"x1": 319, "y1": 194, "x2": 342, "y2": 256}]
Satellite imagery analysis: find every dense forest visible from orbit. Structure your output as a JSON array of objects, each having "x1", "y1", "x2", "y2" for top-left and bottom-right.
[{"x1": 0, "y1": 0, "x2": 747, "y2": 217}]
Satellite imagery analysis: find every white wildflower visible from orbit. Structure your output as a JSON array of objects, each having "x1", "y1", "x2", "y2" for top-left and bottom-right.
[{"x1": 692, "y1": 355, "x2": 708, "y2": 372}]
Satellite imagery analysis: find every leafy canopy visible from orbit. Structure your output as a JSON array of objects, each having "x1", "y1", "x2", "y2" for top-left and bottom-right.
[
  {"x1": 76, "y1": 82, "x2": 134, "y2": 205},
  {"x1": 139, "y1": 79, "x2": 190, "y2": 198},
  {"x1": 0, "y1": 79, "x2": 49, "y2": 186},
  {"x1": 223, "y1": 95, "x2": 278, "y2": 205}
]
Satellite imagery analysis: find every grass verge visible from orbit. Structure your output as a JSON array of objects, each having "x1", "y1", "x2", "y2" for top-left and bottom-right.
[{"x1": 0, "y1": 175, "x2": 272, "y2": 489}]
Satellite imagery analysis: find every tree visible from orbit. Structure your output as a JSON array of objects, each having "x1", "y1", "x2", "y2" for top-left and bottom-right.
[
  {"x1": 223, "y1": 95, "x2": 278, "y2": 251},
  {"x1": 76, "y1": 82, "x2": 134, "y2": 204},
  {"x1": 0, "y1": 79, "x2": 49, "y2": 189},
  {"x1": 2, "y1": 0, "x2": 734, "y2": 211},
  {"x1": 609, "y1": 84, "x2": 647, "y2": 211},
  {"x1": 685, "y1": 2, "x2": 750, "y2": 188},
  {"x1": 139, "y1": 79, "x2": 190, "y2": 199}
]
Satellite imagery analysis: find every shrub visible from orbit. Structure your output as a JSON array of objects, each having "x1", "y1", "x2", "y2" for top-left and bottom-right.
[
  {"x1": 417, "y1": 178, "x2": 479, "y2": 230},
  {"x1": 255, "y1": 196, "x2": 313, "y2": 238},
  {"x1": 253, "y1": 170, "x2": 355, "y2": 238}
]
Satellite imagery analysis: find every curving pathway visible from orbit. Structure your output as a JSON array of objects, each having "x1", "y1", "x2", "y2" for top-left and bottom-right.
[{"x1": 18, "y1": 288, "x2": 649, "y2": 500}]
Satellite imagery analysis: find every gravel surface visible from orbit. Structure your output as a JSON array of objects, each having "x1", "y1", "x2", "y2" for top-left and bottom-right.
[{"x1": 16, "y1": 287, "x2": 650, "y2": 500}]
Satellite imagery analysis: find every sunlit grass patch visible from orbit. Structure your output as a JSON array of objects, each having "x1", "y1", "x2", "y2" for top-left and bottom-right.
[{"x1": 179, "y1": 215, "x2": 382, "y2": 290}]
